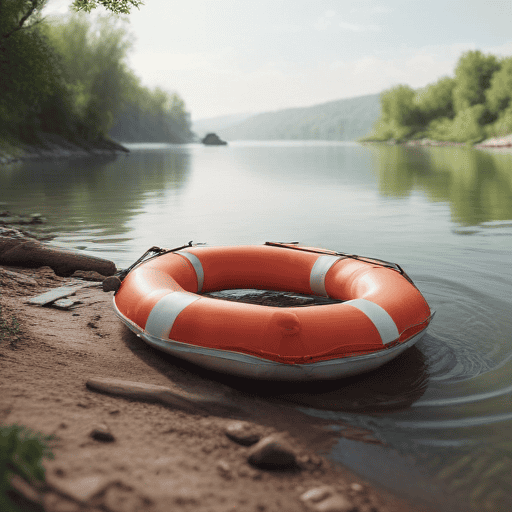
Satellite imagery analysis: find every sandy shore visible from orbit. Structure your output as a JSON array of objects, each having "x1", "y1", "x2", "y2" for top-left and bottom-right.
[{"x1": 0, "y1": 259, "x2": 436, "y2": 512}]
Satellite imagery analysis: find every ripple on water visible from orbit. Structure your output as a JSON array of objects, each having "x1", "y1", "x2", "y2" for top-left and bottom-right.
[{"x1": 279, "y1": 276, "x2": 512, "y2": 512}]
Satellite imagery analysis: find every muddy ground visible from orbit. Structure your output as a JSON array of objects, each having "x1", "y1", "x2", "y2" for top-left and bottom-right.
[{"x1": 0, "y1": 263, "x2": 435, "y2": 512}]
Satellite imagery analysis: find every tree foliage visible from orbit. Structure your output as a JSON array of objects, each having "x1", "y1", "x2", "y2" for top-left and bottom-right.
[
  {"x1": 485, "y1": 57, "x2": 512, "y2": 114},
  {"x1": 452, "y1": 50, "x2": 500, "y2": 113},
  {"x1": 414, "y1": 77, "x2": 455, "y2": 123},
  {"x1": 367, "y1": 50, "x2": 512, "y2": 143},
  {"x1": 71, "y1": 0, "x2": 143, "y2": 14},
  {"x1": 1, "y1": 5, "x2": 192, "y2": 145},
  {"x1": 45, "y1": 14, "x2": 133, "y2": 138}
]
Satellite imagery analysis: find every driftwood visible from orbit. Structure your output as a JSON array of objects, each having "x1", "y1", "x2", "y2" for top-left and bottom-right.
[
  {"x1": 86, "y1": 377, "x2": 240, "y2": 415},
  {"x1": 0, "y1": 236, "x2": 116, "y2": 276}
]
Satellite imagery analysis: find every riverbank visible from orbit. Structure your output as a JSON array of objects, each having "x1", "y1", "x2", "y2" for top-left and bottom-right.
[
  {"x1": 0, "y1": 132, "x2": 129, "y2": 165},
  {"x1": 0, "y1": 231, "x2": 435, "y2": 512},
  {"x1": 361, "y1": 133, "x2": 512, "y2": 149}
]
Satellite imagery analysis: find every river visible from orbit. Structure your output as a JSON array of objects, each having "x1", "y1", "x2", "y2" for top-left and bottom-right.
[{"x1": 1, "y1": 141, "x2": 512, "y2": 511}]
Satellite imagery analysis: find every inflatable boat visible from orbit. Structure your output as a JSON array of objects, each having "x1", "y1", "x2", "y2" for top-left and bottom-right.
[{"x1": 113, "y1": 242, "x2": 434, "y2": 380}]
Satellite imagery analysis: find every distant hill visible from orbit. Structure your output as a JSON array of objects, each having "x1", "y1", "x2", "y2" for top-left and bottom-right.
[
  {"x1": 192, "y1": 113, "x2": 255, "y2": 138},
  {"x1": 210, "y1": 94, "x2": 381, "y2": 141}
]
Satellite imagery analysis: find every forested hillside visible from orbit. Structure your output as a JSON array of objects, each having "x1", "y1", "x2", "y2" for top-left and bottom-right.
[
  {"x1": 217, "y1": 94, "x2": 381, "y2": 141},
  {"x1": 366, "y1": 50, "x2": 512, "y2": 143},
  {"x1": 0, "y1": 3, "x2": 192, "y2": 153}
]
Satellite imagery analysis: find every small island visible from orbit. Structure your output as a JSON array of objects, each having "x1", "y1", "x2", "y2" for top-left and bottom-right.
[{"x1": 201, "y1": 133, "x2": 228, "y2": 145}]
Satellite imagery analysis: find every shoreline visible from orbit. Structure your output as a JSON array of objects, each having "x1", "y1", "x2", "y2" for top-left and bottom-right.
[
  {"x1": 0, "y1": 131, "x2": 130, "y2": 165},
  {"x1": 0, "y1": 230, "x2": 436, "y2": 512},
  {"x1": 360, "y1": 133, "x2": 512, "y2": 149}
]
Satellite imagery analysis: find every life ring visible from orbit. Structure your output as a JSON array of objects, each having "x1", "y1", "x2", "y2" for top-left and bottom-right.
[{"x1": 113, "y1": 243, "x2": 434, "y2": 380}]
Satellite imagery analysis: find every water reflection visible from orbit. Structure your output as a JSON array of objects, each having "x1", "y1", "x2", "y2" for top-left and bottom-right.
[
  {"x1": 0, "y1": 146, "x2": 191, "y2": 243},
  {"x1": 370, "y1": 145, "x2": 512, "y2": 225}
]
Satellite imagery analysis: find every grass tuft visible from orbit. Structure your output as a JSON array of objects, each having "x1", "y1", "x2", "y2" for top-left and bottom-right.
[
  {"x1": 0, "y1": 424, "x2": 54, "y2": 512},
  {"x1": 0, "y1": 306, "x2": 21, "y2": 348}
]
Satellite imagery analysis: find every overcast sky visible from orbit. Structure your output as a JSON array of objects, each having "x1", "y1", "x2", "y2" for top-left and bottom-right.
[{"x1": 46, "y1": 1, "x2": 512, "y2": 121}]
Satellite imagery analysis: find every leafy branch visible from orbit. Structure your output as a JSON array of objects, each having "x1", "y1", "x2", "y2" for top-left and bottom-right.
[{"x1": 71, "y1": 0, "x2": 144, "y2": 14}]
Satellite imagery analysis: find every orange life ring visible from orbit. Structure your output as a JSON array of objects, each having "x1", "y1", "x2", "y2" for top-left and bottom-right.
[{"x1": 113, "y1": 243, "x2": 434, "y2": 380}]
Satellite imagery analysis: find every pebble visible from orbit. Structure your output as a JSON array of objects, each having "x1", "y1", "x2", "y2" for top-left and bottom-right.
[
  {"x1": 225, "y1": 421, "x2": 261, "y2": 446},
  {"x1": 52, "y1": 298, "x2": 77, "y2": 310},
  {"x1": 300, "y1": 486, "x2": 334, "y2": 503},
  {"x1": 48, "y1": 475, "x2": 107, "y2": 504},
  {"x1": 300, "y1": 486, "x2": 354, "y2": 512},
  {"x1": 246, "y1": 434, "x2": 298, "y2": 469},
  {"x1": 215, "y1": 459, "x2": 233, "y2": 480},
  {"x1": 350, "y1": 483, "x2": 363, "y2": 492},
  {"x1": 102, "y1": 275, "x2": 122, "y2": 292},
  {"x1": 90, "y1": 425, "x2": 115, "y2": 443}
]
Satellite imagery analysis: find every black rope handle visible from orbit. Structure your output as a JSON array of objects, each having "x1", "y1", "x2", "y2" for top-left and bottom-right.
[
  {"x1": 265, "y1": 241, "x2": 417, "y2": 287},
  {"x1": 116, "y1": 241, "x2": 195, "y2": 281}
]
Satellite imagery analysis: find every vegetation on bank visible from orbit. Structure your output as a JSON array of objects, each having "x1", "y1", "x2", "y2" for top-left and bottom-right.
[
  {"x1": 0, "y1": 1, "x2": 192, "y2": 152},
  {"x1": 364, "y1": 50, "x2": 512, "y2": 144},
  {"x1": 0, "y1": 423, "x2": 54, "y2": 512}
]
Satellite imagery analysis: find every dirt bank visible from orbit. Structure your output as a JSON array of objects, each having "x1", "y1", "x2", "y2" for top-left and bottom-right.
[
  {"x1": 0, "y1": 262, "x2": 435, "y2": 512},
  {"x1": 0, "y1": 132, "x2": 128, "y2": 165}
]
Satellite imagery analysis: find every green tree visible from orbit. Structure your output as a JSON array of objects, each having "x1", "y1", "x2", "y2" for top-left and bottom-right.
[
  {"x1": 414, "y1": 77, "x2": 455, "y2": 123},
  {"x1": 381, "y1": 85, "x2": 420, "y2": 126},
  {"x1": 46, "y1": 14, "x2": 133, "y2": 138},
  {"x1": 452, "y1": 50, "x2": 500, "y2": 113},
  {"x1": 369, "y1": 85, "x2": 423, "y2": 141},
  {"x1": 0, "y1": 1, "x2": 69, "y2": 139},
  {"x1": 486, "y1": 56, "x2": 512, "y2": 114}
]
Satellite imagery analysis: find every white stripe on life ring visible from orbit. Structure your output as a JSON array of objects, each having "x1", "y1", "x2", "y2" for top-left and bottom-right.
[
  {"x1": 344, "y1": 298, "x2": 399, "y2": 345},
  {"x1": 310, "y1": 255, "x2": 342, "y2": 297},
  {"x1": 145, "y1": 292, "x2": 200, "y2": 339},
  {"x1": 177, "y1": 251, "x2": 204, "y2": 292}
]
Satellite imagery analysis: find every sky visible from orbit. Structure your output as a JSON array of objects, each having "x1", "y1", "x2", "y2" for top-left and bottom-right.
[{"x1": 45, "y1": 0, "x2": 512, "y2": 121}]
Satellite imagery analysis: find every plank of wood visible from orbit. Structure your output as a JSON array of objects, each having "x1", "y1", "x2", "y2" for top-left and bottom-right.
[{"x1": 27, "y1": 282, "x2": 98, "y2": 306}]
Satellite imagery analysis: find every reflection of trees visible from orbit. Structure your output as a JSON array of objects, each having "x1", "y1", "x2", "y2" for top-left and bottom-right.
[
  {"x1": 370, "y1": 145, "x2": 512, "y2": 225},
  {"x1": 0, "y1": 148, "x2": 190, "y2": 235}
]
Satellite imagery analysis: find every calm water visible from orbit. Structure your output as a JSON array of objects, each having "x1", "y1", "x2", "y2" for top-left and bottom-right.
[{"x1": 2, "y1": 141, "x2": 512, "y2": 511}]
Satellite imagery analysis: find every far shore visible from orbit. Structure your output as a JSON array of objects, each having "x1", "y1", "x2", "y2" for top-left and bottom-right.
[
  {"x1": 2, "y1": 132, "x2": 512, "y2": 166},
  {"x1": 360, "y1": 133, "x2": 512, "y2": 149}
]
